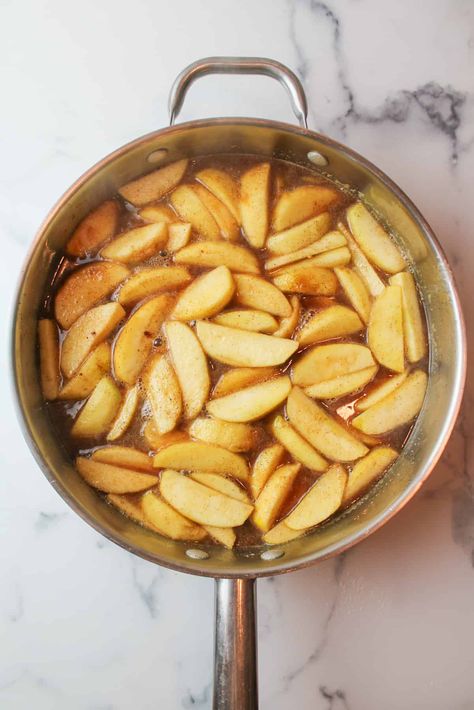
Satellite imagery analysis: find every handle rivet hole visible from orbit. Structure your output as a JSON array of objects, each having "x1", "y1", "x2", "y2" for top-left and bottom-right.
[
  {"x1": 307, "y1": 150, "x2": 328, "y2": 167},
  {"x1": 260, "y1": 549, "x2": 285, "y2": 561},
  {"x1": 148, "y1": 148, "x2": 168, "y2": 164},
  {"x1": 186, "y1": 548, "x2": 210, "y2": 560}
]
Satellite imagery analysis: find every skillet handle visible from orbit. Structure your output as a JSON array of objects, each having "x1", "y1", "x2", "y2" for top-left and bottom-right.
[
  {"x1": 213, "y1": 578, "x2": 258, "y2": 710},
  {"x1": 168, "y1": 56, "x2": 308, "y2": 128}
]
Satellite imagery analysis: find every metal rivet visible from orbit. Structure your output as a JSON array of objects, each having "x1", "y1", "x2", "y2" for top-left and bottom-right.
[
  {"x1": 260, "y1": 549, "x2": 285, "y2": 561},
  {"x1": 148, "y1": 148, "x2": 168, "y2": 164},
  {"x1": 186, "y1": 548, "x2": 210, "y2": 560},
  {"x1": 307, "y1": 150, "x2": 328, "y2": 167}
]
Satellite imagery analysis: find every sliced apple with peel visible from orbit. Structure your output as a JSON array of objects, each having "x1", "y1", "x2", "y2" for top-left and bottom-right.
[
  {"x1": 165, "y1": 321, "x2": 210, "y2": 419},
  {"x1": 58, "y1": 342, "x2": 110, "y2": 400},
  {"x1": 196, "y1": 322, "x2": 298, "y2": 367},
  {"x1": 171, "y1": 265, "x2": 235, "y2": 321},
  {"x1": 352, "y1": 370, "x2": 427, "y2": 435},
  {"x1": 190, "y1": 472, "x2": 250, "y2": 503},
  {"x1": 269, "y1": 415, "x2": 327, "y2": 472},
  {"x1": 334, "y1": 267, "x2": 372, "y2": 324},
  {"x1": 250, "y1": 443, "x2": 285, "y2": 499},
  {"x1": 188, "y1": 417, "x2": 256, "y2": 452},
  {"x1": 285, "y1": 464, "x2": 347, "y2": 530},
  {"x1": 92, "y1": 445, "x2": 154, "y2": 473},
  {"x1": 143, "y1": 424, "x2": 189, "y2": 451},
  {"x1": 213, "y1": 309, "x2": 278, "y2": 333},
  {"x1": 38, "y1": 319, "x2": 60, "y2": 400},
  {"x1": 193, "y1": 184, "x2": 239, "y2": 241},
  {"x1": 337, "y1": 222, "x2": 385, "y2": 296},
  {"x1": 389, "y1": 271, "x2": 426, "y2": 363},
  {"x1": 118, "y1": 266, "x2": 191, "y2": 306},
  {"x1": 213, "y1": 367, "x2": 277, "y2": 398},
  {"x1": 144, "y1": 354, "x2": 182, "y2": 434},
  {"x1": 167, "y1": 222, "x2": 192, "y2": 251},
  {"x1": 298, "y1": 305, "x2": 363, "y2": 346},
  {"x1": 305, "y1": 366, "x2": 378, "y2": 399},
  {"x1": 76, "y1": 457, "x2": 157, "y2": 493},
  {"x1": 113, "y1": 294, "x2": 173, "y2": 385},
  {"x1": 72, "y1": 375, "x2": 122, "y2": 438},
  {"x1": 252, "y1": 463, "x2": 300, "y2": 532},
  {"x1": 292, "y1": 343, "x2": 375, "y2": 387},
  {"x1": 263, "y1": 520, "x2": 304, "y2": 545},
  {"x1": 107, "y1": 385, "x2": 140, "y2": 441},
  {"x1": 342, "y1": 447, "x2": 398, "y2": 504},
  {"x1": 287, "y1": 387, "x2": 368, "y2": 462},
  {"x1": 264, "y1": 230, "x2": 346, "y2": 271},
  {"x1": 240, "y1": 163, "x2": 270, "y2": 247},
  {"x1": 203, "y1": 525, "x2": 236, "y2": 549},
  {"x1": 272, "y1": 263, "x2": 338, "y2": 296},
  {"x1": 101, "y1": 223, "x2": 168, "y2": 263},
  {"x1": 356, "y1": 372, "x2": 408, "y2": 412},
  {"x1": 153, "y1": 441, "x2": 249, "y2": 481},
  {"x1": 368, "y1": 285, "x2": 405, "y2": 372},
  {"x1": 61, "y1": 302, "x2": 125, "y2": 378},
  {"x1": 66, "y1": 200, "x2": 119, "y2": 257},
  {"x1": 267, "y1": 212, "x2": 331, "y2": 255},
  {"x1": 141, "y1": 490, "x2": 206, "y2": 541},
  {"x1": 119, "y1": 159, "x2": 188, "y2": 206},
  {"x1": 170, "y1": 185, "x2": 221, "y2": 240},
  {"x1": 273, "y1": 296, "x2": 300, "y2": 338},
  {"x1": 207, "y1": 376, "x2": 291, "y2": 423},
  {"x1": 139, "y1": 204, "x2": 176, "y2": 223},
  {"x1": 346, "y1": 202, "x2": 405, "y2": 274},
  {"x1": 175, "y1": 241, "x2": 260, "y2": 274},
  {"x1": 233, "y1": 274, "x2": 291, "y2": 317},
  {"x1": 55, "y1": 262, "x2": 129, "y2": 329},
  {"x1": 160, "y1": 470, "x2": 253, "y2": 527},
  {"x1": 196, "y1": 168, "x2": 240, "y2": 223},
  {"x1": 273, "y1": 185, "x2": 340, "y2": 231}
]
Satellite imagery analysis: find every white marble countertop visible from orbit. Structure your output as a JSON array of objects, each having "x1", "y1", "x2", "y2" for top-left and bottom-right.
[{"x1": 1, "y1": 0, "x2": 473, "y2": 708}]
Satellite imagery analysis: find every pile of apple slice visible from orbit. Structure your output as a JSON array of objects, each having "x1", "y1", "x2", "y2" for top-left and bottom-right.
[{"x1": 38, "y1": 158, "x2": 428, "y2": 548}]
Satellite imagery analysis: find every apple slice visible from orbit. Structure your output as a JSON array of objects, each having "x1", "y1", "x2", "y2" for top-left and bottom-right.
[
  {"x1": 141, "y1": 490, "x2": 206, "y2": 541},
  {"x1": 240, "y1": 163, "x2": 271, "y2": 248},
  {"x1": 190, "y1": 472, "x2": 250, "y2": 503},
  {"x1": 337, "y1": 222, "x2": 385, "y2": 296},
  {"x1": 193, "y1": 184, "x2": 239, "y2": 241},
  {"x1": 143, "y1": 424, "x2": 188, "y2": 451},
  {"x1": 298, "y1": 305, "x2": 363, "y2": 346},
  {"x1": 207, "y1": 376, "x2": 291, "y2": 423},
  {"x1": 76, "y1": 457, "x2": 157, "y2": 493},
  {"x1": 113, "y1": 294, "x2": 173, "y2": 385},
  {"x1": 287, "y1": 387, "x2": 368, "y2": 462},
  {"x1": 352, "y1": 370, "x2": 427, "y2": 435},
  {"x1": 292, "y1": 343, "x2": 375, "y2": 387},
  {"x1": 356, "y1": 372, "x2": 408, "y2": 412},
  {"x1": 107, "y1": 493, "x2": 163, "y2": 533},
  {"x1": 175, "y1": 241, "x2": 259, "y2": 274},
  {"x1": 139, "y1": 204, "x2": 176, "y2": 223},
  {"x1": 250, "y1": 444, "x2": 285, "y2": 499},
  {"x1": 55, "y1": 262, "x2": 129, "y2": 329},
  {"x1": 273, "y1": 296, "x2": 301, "y2": 338},
  {"x1": 272, "y1": 263, "x2": 338, "y2": 296},
  {"x1": 267, "y1": 212, "x2": 331, "y2": 255},
  {"x1": 66, "y1": 200, "x2": 119, "y2": 257},
  {"x1": 153, "y1": 441, "x2": 249, "y2": 481},
  {"x1": 305, "y1": 366, "x2": 378, "y2": 399},
  {"x1": 71, "y1": 375, "x2": 121, "y2": 438},
  {"x1": 170, "y1": 185, "x2": 221, "y2": 240},
  {"x1": 368, "y1": 285, "x2": 405, "y2": 372},
  {"x1": 167, "y1": 222, "x2": 192, "y2": 251},
  {"x1": 264, "y1": 230, "x2": 346, "y2": 271},
  {"x1": 213, "y1": 367, "x2": 277, "y2": 398},
  {"x1": 58, "y1": 342, "x2": 111, "y2": 400},
  {"x1": 203, "y1": 525, "x2": 236, "y2": 549},
  {"x1": 389, "y1": 271, "x2": 426, "y2": 363},
  {"x1": 160, "y1": 470, "x2": 253, "y2": 527},
  {"x1": 61, "y1": 302, "x2": 125, "y2": 378},
  {"x1": 273, "y1": 185, "x2": 340, "y2": 231},
  {"x1": 346, "y1": 202, "x2": 405, "y2": 274},
  {"x1": 38, "y1": 319, "x2": 60, "y2": 400},
  {"x1": 144, "y1": 354, "x2": 182, "y2": 435},
  {"x1": 213, "y1": 310, "x2": 278, "y2": 333},
  {"x1": 188, "y1": 417, "x2": 256, "y2": 452},
  {"x1": 107, "y1": 385, "x2": 139, "y2": 441},
  {"x1": 119, "y1": 159, "x2": 188, "y2": 206},
  {"x1": 195, "y1": 322, "x2": 298, "y2": 367},
  {"x1": 92, "y1": 445, "x2": 154, "y2": 473},
  {"x1": 285, "y1": 464, "x2": 347, "y2": 530},
  {"x1": 118, "y1": 266, "x2": 191, "y2": 306},
  {"x1": 196, "y1": 168, "x2": 240, "y2": 222},
  {"x1": 334, "y1": 267, "x2": 372, "y2": 324},
  {"x1": 171, "y1": 265, "x2": 235, "y2": 321},
  {"x1": 343, "y1": 447, "x2": 398, "y2": 504},
  {"x1": 252, "y1": 463, "x2": 300, "y2": 532},
  {"x1": 303, "y1": 246, "x2": 351, "y2": 268},
  {"x1": 263, "y1": 520, "x2": 303, "y2": 545},
  {"x1": 269, "y1": 415, "x2": 327, "y2": 472},
  {"x1": 164, "y1": 321, "x2": 210, "y2": 419},
  {"x1": 233, "y1": 274, "x2": 291, "y2": 317},
  {"x1": 101, "y1": 223, "x2": 168, "y2": 263}
]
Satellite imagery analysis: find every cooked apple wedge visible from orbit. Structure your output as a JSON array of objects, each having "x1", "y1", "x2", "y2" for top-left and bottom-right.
[
  {"x1": 195, "y1": 322, "x2": 298, "y2": 367},
  {"x1": 368, "y1": 285, "x2": 405, "y2": 372},
  {"x1": 240, "y1": 163, "x2": 270, "y2": 247},
  {"x1": 38, "y1": 319, "x2": 60, "y2": 400},
  {"x1": 114, "y1": 294, "x2": 173, "y2": 385},
  {"x1": 141, "y1": 491, "x2": 206, "y2": 541},
  {"x1": 203, "y1": 525, "x2": 236, "y2": 549},
  {"x1": 263, "y1": 520, "x2": 303, "y2": 545},
  {"x1": 139, "y1": 204, "x2": 176, "y2": 223},
  {"x1": 207, "y1": 376, "x2": 291, "y2": 423},
  {"x1": 76, "y1": 457, "x2": 157, "y2": 493},
  {"x1": 252, "y1": 463, "x2": 300, "y2": 532},
  {"x1": 250, "y1": 444, "x2": 285, "y2": 499},
  {"x1": 164, "y1": 321, "x2": 210, "y2": 419},
  {"x1": 272, "y1": 263, "x2": 338, "y2": 296},
  {"x1": 264, "y1": 230, "x2": 346, "y2": 271},
  {"x1": 213, "y1": 310, "x2": 278, "y2": 333},
  {"x1": 143, "y1": 424, "x2": 188, "y2": 451},
  {"x1": 305, "y1": 366, "x2": 378, "y2": 399},
  {"x1": 233, "y1": 274, "x2": 291, "y2": 317},
  {"x1": 144, "y1": 354, "x2": 182, "y2": 435},
  {"x1": 101, "y1": 223, "x2": 168, "y2": 263},
  {"x1": 269, "y1": 415, "x2": 327, "y2": 472},
  {"x1": 118, "y1": 266, "x2": 191, "y2": 306},
  {"x1": 119, "y1": 159, "x2": 188, "y2": 206},
  {"x1": 213, "y1": 367, "x2": 277, "y2": 398},
  {"x1": 190, "y1": 472, "x2": 250, "y2": 503},
  {"x1": 352, "y1": 370, "x2": 427, "y2": 435},
  {"x1": 170, "y1": 185, "x2": 221, "y2": 240},
  {"x1": 356, "y1": 372, "x2": 408, "y2": 412},
  {"x1": 292, "y1": 343, "x2": 375, "y2": 387},
  {"x1": 61, "y1": 302, "x2": 125, "y2": 378},
  {"x1": 337, "y1": 222, "x2": 385, "y2": 296},
  {"x1": 273, "y1": 185, "x2": 340, "y2": 231},
  {"x1": 107, "y1": 385, "x2": 139, "y2": 441},
  {"x1": 305, "y1": 246, "x2": 351, "y2": 268},
  {"x1": 171, "y1": 265, "x2": 235, "y2": 321},
  {"x1": 196, "y1": 168, "x2": 240, "y2": 222},
  {"x1": 193, "y1": 184, "x2": 239, "y2": 241},
  {"x1": 153, "y1": 441, "x2": 249, "y2": 481},
  {"x1": 267, "y1": 212, "x2": 331, "y2": 255},
  {"x1": 285, "y1": 464, "x2": 347, "y2": 530},
  {"x1": 273, "y1": 296, "x2": 300, "y2": 338},
  {"x1": 346, "y1": 203, "x2": 405, "y2": 274},
  {"x1": 71, "y1": 375, "x2": 122, "y2": 437},
  {"x1": 160, "y1": 470, "x2": 253, "y2": 527},
  {"x1": 287, "y1": 387, "x2": 368, "y2": 462},
  {"x1": 66, "y1": 200, "x2": 120, "y2": 257},
  {"x1": 55, "y1": 262, "x2": 129, "y2": 329},
  {"x1": 334, "y1": 267, "x2": 372, "y2": 324},
  {"x1": 188, "y1": 417, "x2": 256, "y2": 452},
  {"x1": 389, "y1": 271, "x2": 426, "y2": 363},
  {"x1": 342, "y1": 447, "x2": 398, "y2": 504},
  {"x1": 167, "y1": 222, "x2": 192, "y2": 251},
  {"x1": 107, "y1": 493, "x2": 163, "y2": 533},
  {"x1": 174, "y1": 241, "x2": 259, "y2": 274},
  {"x1": 58, "y1": 342, "x2": 111, "y2": 400},
  {"x1": 298, "y1": 305, "x2": 364, "y2": 346},
  {"x1": 92, "y1": 445, "x2": 154, "y2": 473}
]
